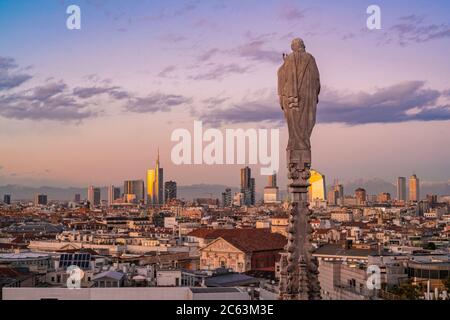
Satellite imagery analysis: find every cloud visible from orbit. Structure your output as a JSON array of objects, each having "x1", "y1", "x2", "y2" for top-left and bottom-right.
[
  {"x1": 0, "y1": 58, "x2": 124, "y2": 122},
  {"x1": 0, "y1": 81, "x2": 96, "y2": 121},
  {"x1": 72, "y1": 85, "x2": 128, "y2": 99},
  {"x1": 159, "y1": 33, "x2": 187, "y2": 43},
  {"x1": 279, "y1": 4, "x2": 309, "y2": 21},
  {"x1": 157, "y1": 65, "x2": 177, "y2": 78},
  {"x1": 234, "y1": 33, "x2": 281, "y2": 64},
  {"x1": 202, "y1": 96, "x2": 230, "y2": 106},
  {"x1": 190, "y1": 63, "x2": 251, "y2": 81},
  {"x1": 0, "y1": 56, "x2": 143, "y2": 122},
  {"x1": 195, "y1": 81, "x2": 450, "y2": 126},
  {"x1": 174, "y1": 1, "x2": 198, "y2": 16},
  {"x1": 197, "y1": 98, "x2": 283, "y2": 126},
  {"x1": 125, "y1": 93, "x2": 191, "y2": 113},
  {"x1": 343, "y1": 14, "x2": 450, "y2": 46},
  {"x1": 197, "y1": 48, "x2": 220, "y2": 62},
  {"x1": 192, "y1": 18, "x2": 217, "y2": 30},
  {"x1": 383, "y1": 14, "x2": 450, "y2": 45},
  {"x1": 0, "y1": 56, "x2": 191, "y2": 121},
  {"x1": 318, "y1": 81, "x2": 448, "y2": 124},
  {"x1": 0, "y1": 57, "x2": 32, "y2": 90}
]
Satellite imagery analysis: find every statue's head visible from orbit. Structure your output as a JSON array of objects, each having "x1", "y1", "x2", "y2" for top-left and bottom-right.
[{"x1": 291, "y1": 38, "x2": 305, "y2": 52}]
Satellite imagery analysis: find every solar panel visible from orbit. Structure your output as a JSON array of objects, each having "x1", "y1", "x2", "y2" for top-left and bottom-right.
[{"x1": 59, "y1": 253, "x2": 91, "y2": 269}]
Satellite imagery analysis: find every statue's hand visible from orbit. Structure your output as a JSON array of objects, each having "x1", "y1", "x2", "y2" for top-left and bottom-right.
[{"x1": 288, "y1": 96, "x2": 299, "y2": 109}]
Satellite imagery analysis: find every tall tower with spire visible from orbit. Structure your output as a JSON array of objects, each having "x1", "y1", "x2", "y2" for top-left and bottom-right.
[
  {"x1": 147, "y1": 148, "x2": 164, "y2": 206},
  {"x1": 155, "y1": 148, "x2": 164, "y2": 205}
]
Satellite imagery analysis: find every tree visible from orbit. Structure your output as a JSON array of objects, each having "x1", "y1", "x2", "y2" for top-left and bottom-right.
[
  {"x1": 423, "y1": 242, "x2": 436, "y2": 250},
  {"x1": 444, "y1": 277, "x2": 450, "y2": 292},
  {"x1": 390, "y1": 281, "x2": 423, "y2": 300}
]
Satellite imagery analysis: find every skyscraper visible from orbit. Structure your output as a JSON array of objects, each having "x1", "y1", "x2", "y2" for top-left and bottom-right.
[
  {"x1": 397, "y1": 177, "x2": 406, "y2": 201},
  {"x1": 409, "y1": 174, "x2": 420, "y2": 201},
  {"x1": 87, "y1": 186, "x2": 94, "y2": 204},
  {"x1": 308, "y1": 169, "x2": 326, "y2": 202},
  {"x1": 240, "y1": 167, "x2": 251, "y2": 190},
  {"x1": 34, "y1": 194, "x2": 48, "y2": 206},
  {"x1": 378, "y1": 192, "x2": 391, "y2": 203},
  {"x1": 355, "y1": 188, "x2": 366, "y2": 206},
  {"x1": 240, "y1": 166, "x2": 254, "y2": 206},
  {"x1": 222, "y1": 188, "x2": 232, "y2": 207},
  {"x1": 264, "y1": 173, "x2": 279, "y2": 204},
  {"x1": 147, "y1": 169, "x2": 155, "y2": 204},
  {"x1": 124, "y1": 180, "x2": 145, "y2": 203},
  {"x1": 147, "y1": 149, "x2": 164, "y2": 206},
  {"x1": 156, "y1": 153, "x2": 164, "y2": 205},
  {"x1": 87, "y1": 186, "x2": 101, "y2": 206},
  {"x1": 3, "y1": 194, "x2": 11, "y2": 205},
  {"x1": 267, "y1": 173, "x2": 277, "y2": 188},
  {"x1": 108, "y1": 185, "x2": 121, "y2": 206},
  {"x1": 250, "y1": 178, "x2": 255, "y2": 205},
  {"x1": 74, "y1": 194, "x2": 81, "y2": 203},
  {"x1": 335, "y1": 184, "x2": 344, "y2": 205},
  {"x1": 328, "y1": 182, "x2": 344, "y2": 206},
  {"x1": 164, "y1": 181, "x2": 177, "y2": 203}
]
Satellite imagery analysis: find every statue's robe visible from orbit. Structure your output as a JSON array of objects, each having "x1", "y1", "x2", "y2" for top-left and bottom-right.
[{"x1": 278, "y1": 51, "x2": 320, "y2": 156}]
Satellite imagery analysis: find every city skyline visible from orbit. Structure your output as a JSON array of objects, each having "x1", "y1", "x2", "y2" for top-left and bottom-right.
[
  {"x1": 2, "y1": 0, "x2": 450, "y2": 305},
  {"x1": 3, "y1": 168, "x2": 443, "y2": 204},
  {"x1": 1, "y1": 0, "x2": 450, "y2": 188}
]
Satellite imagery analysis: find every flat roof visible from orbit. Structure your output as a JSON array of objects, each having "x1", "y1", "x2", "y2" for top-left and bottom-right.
[
  {"x1": 0, "y1": 252, "x2": 52, "y2": 260},
  {"x1": 190, "y1": 287, "x2": 241, "y2": 293}
]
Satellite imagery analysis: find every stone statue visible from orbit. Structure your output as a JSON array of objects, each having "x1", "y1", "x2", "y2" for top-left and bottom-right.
[
  {"x1": 277, "y1": 38, "x2": 320, "y2": 183},
  {"x1": 277, "y1": 38, "x2": 322, "y2": 300}
]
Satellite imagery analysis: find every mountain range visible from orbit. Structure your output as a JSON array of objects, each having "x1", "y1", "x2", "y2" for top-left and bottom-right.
[{"x1": 0, "y1": 178, "x2": 449, "y2": 202}]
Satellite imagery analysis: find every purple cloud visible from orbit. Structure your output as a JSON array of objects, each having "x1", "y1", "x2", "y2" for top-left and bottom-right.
[
  {"x1": 190, "y1": 63, "x2": 251, "y2": 81},
  {"x1": 125, "y1": 93, "x2": 192, "y2": 113},
  {"x1": 0, "y1": 81, "x2": 96, "y2": 121},
  {"x1": 196, "y1": 81, "x2": 450, "y2": 125},
  {"x1": 0, "y1": 57, "x2": 32, "y2": 91},
  {"x1": 234, "y1": 34, "x2": 281, "y2": 64},
  {"x1": 157, "y1": 65, "x2": 177, "y2": 78}
]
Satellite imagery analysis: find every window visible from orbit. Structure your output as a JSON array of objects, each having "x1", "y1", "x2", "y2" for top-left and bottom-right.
[{"x1": 348, "y1": 279, "x2": 356, "y2": 287}]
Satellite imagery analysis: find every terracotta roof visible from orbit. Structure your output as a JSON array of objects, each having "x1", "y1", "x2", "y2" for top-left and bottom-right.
[
  {"x1": 314, "y1": 228, "x2": 331, "y2": 235},
  {"x1": 199, "y1": 228, "x2": 287, "y2": 253},
  {"x1": 341, "y1": 222, "x2": 369, "y2": 229},
  {"x1": 187, "y1": 228, "x2": 216, "y2": 238}
]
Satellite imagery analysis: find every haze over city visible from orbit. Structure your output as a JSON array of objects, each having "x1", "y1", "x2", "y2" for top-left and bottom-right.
[
  {"x1": 1, "y1": 0, "x2": 450, "y2": 190},
  {"x1": 2, "y1": 0, "x2": 450, "y2": 306}
]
